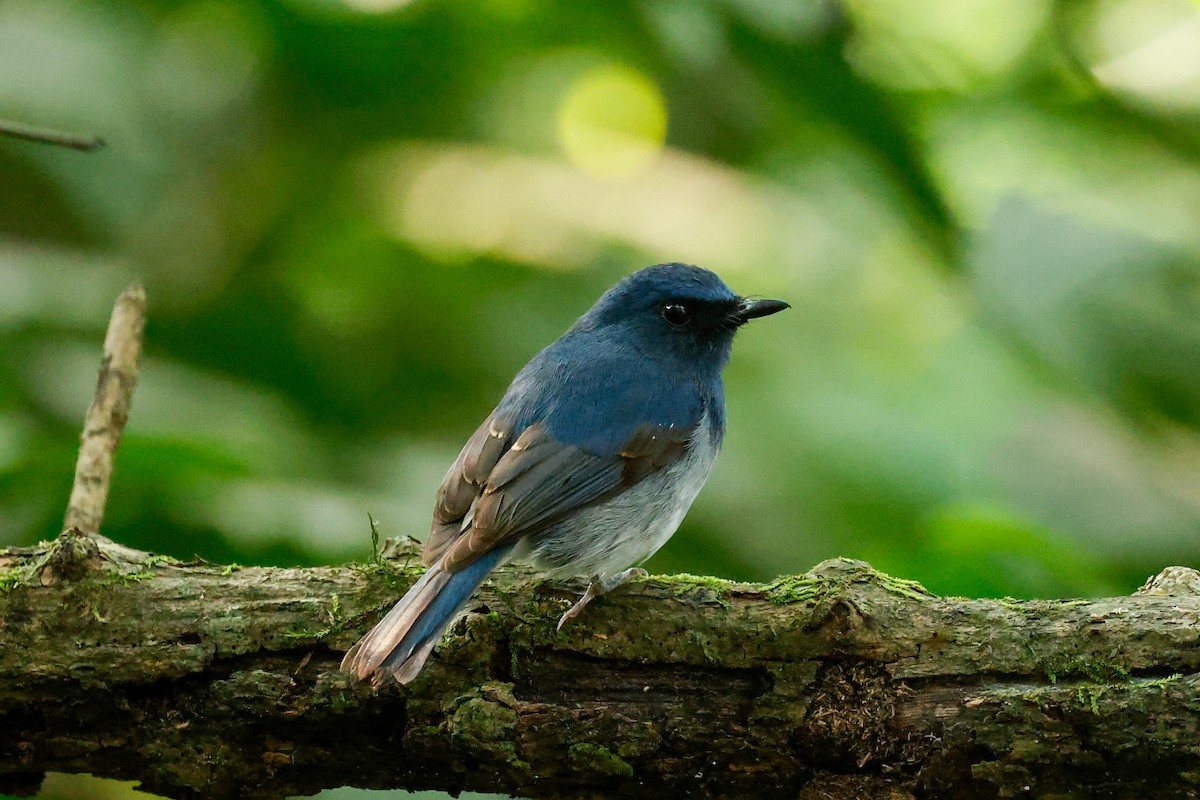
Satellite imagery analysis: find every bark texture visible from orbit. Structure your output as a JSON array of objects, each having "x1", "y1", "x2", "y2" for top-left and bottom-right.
[{"x1": 0, "y1": 531, "x2": 1198, "y2": 800}]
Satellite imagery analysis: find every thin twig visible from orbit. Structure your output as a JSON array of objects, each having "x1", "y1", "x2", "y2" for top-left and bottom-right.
[
  {"x1": 63, "y1": 284, "x2": 146, "y2": 535},
  {"x1": 0, "y1": 118, "x2": 105, "y2": 152}
]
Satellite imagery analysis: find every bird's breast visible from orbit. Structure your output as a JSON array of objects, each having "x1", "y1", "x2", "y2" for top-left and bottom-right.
[{"x1": 515, "y1": 411, "x2": 720, "y2": 579}]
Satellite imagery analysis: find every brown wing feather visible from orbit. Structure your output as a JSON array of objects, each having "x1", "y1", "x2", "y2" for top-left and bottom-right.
[
  {"x1": 423, "y1": 413, "x2": 512, "y2": 566},
  {"x1": 427, "y1": 416, "x2": 697, "y2": 573}
]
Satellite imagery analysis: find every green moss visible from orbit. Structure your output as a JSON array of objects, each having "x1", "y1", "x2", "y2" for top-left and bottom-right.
[
  {"x1": 451, "y1": 696, "x2": 518, "y2": 740},
  {"x1": 1012, "y1": 656, "x2": 1157, "y2": 715},
  {"x1": 1076, "y1": 684, "x2": 1107, "y2": 714},
  {"x1": 0, "y1": 536, "x2": 107, "y2": 591},
  {"x1": 1137, "y1": 674, "x2": 1182, "y2": 689},
  {"x1": 765, "y1": 562, "x2": 931, "y2": 606},
  {"x1": 998, "y1": 597, "x2": 1090, "y2": 614},
  {"x1": 94, "y1": 570, "x2": 155, "y2": 587},
  {"x1": 765, "y1": 575, "x2": 823, "y2": 605},
  {"x1": 875, "y1": 572, "x2": 932, "y2": 600},
  {"x1": 1041, "y1": 654, "x2": 1131, "y2": 685},
  {"x1": 568, "y1": 743, "x2": 634, "y2": 778},
  {"x1": 282, "y1": 628, "x2": 312, "y2": 640},
  {"x1": 445, "y1": 686, "x2": 532, "y2": 777},
  {"x1": 0, "y1": 562, "x2": 35, "y2": 592},
  {"x1": 1059, "y1": 672, "x2": 1181, "y2": 715},
  {"x1": 282, "y1": 592, "x2": 348, "y2": 641},
  {"x1": 614, "y1": 723, "x2": 662, "y2": 759},
  {"x1": 658, "y1": 573, "x2": 734, "y2": 608},
  {"x1": 328, "y1": 592, "x2": 342, "y2": 626},
  {"x1": 350, "y1": 558, "x2": 418, "y2": 595}
]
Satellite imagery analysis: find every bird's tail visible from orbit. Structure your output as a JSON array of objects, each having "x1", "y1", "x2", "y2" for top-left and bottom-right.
[{"x1": 341, "y1": 546, "x2": 511, "y2": 687}]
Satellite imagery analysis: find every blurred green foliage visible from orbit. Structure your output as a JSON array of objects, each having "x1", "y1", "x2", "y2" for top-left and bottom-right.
[{"x1": 3, "y1": 0, "x2": 1200, "y2": 609}]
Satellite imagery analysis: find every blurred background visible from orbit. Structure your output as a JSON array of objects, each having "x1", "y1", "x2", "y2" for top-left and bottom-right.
[
  {"x1": 4, "y1": 0, "x2": 1200, "y2": 796},
  {"x1": 3, "y1": 0, "x2": 1200, "y2": 688}
]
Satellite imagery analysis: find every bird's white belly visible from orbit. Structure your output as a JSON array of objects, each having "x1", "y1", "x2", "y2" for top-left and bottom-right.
[{"x1": 513, "y1": 414, "x2": 719, "y2": 580}]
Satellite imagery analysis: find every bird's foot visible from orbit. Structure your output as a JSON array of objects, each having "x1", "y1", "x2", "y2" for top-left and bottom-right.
[{"x1": 556, "y1": 567, "x2": 648, "y2": 631}]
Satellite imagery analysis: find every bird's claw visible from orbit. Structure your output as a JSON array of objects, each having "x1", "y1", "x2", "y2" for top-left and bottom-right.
[
  {"x1": 556, "y1": 597, "x2": 589, "y2": 631},
  {"x1": 555, "y1": 567, "x2": 649, "y2": 631}
]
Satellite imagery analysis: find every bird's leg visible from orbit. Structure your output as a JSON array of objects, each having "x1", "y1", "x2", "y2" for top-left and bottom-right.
[{"x1": 556, "y1": 567, "x2": 648, "y2": 631}]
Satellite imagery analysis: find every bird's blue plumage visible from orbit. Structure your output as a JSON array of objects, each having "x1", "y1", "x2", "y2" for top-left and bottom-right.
[
  {"x1": 498, "y1": 263, "x2": 736, "y2": 454},
  {"x1": 498, "y1": 336, "x2": 713, "y2": 454},
  {"x1": 341, "y1": 262, "x2": 787, "y2": 686}
]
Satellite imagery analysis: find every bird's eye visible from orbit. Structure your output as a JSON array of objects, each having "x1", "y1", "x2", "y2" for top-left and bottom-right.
[{"x1": 661, "y1": 303, "x2": 690, "y2": 327}]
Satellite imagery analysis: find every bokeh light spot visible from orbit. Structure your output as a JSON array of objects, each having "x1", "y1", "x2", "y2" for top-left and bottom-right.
[
  {"x1": 336, "y1": 0, "x2": 415, "y2": 13},
  {"x1": 555, "y1": 64, "x2": 668, "y2": 181},
  {"x1": 1086, "y1": 0, "x2": 1200, "y2": 110}
]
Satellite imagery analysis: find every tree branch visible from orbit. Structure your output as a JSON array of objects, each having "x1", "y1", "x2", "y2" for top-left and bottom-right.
[
  {"x1": 63, "y1": 283, "x2": 145, "y2": 536},
  {"x1": 0, "y1": 534, "x2": 1196, "y2": 800}
]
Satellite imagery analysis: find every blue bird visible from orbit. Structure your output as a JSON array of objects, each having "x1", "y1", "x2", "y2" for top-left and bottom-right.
[{"x1": 341, "y1": 263, "x2": 788, "y2": 686}]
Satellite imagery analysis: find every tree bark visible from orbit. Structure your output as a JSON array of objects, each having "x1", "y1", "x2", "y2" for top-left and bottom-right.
[{"x1": 0, "y1": 531, "x2": 1197, "y2": 800}]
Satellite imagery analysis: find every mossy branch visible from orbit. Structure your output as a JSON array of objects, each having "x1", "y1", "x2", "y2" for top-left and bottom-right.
[{"x1": 0, "y1": 533, "x2": 1197, "y2": 800}]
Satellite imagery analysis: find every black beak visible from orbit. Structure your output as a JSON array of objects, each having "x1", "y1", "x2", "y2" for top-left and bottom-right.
[{"x1": 731, "y1": 297, "x2": 790, "y2": 324}]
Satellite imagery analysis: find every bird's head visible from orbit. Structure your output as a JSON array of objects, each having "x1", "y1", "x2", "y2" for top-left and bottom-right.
[{"x1": 578, "y1": 263, "x2": 789, "y2": 367}]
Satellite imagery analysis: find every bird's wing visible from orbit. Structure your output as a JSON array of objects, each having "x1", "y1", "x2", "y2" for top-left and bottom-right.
[
  {"x1": 424, "y1": 412, "x2": 510, "y2": 565},
  {"x1": 422, "y1": 412, "x2": 695, "y2": 572}
]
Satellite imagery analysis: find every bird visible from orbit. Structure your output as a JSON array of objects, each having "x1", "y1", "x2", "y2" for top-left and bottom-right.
[{"x1": 341, "y1": 263, "x2": 789, "y2": 686}]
